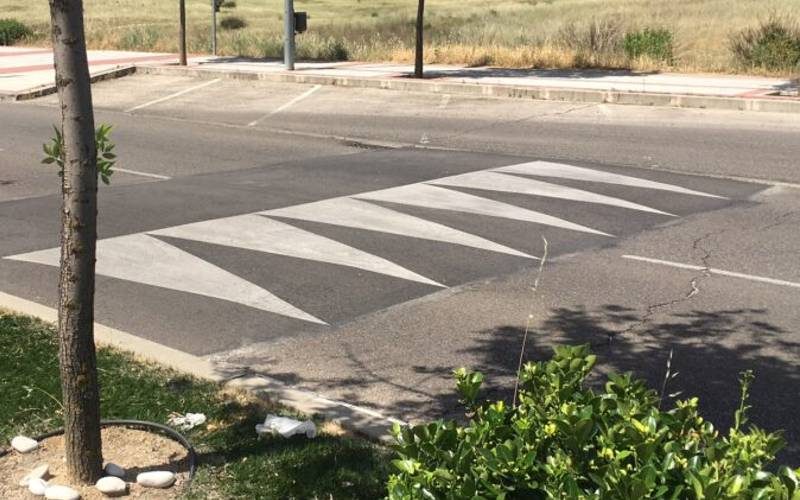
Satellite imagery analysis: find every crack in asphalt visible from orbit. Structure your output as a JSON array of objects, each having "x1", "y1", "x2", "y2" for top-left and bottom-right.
[
  {"x1": 761, "y1": 210, "x2": 800, "y2": 231},
  {"x1": 610, "y1": 232, "x2": 718, "y2": 344}
]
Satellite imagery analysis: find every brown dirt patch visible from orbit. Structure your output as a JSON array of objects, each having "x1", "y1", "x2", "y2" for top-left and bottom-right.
[{"x1": 1, "y1": 426, "x2": 191, "y2": 499}]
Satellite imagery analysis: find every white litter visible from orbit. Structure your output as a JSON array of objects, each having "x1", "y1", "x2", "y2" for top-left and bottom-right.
[
  {"x1": 255, "y1": 414, "x2": 316, "y2": 438},
  {"x1": 167, "y1": 412, "x2": 207, "y2": 430}
]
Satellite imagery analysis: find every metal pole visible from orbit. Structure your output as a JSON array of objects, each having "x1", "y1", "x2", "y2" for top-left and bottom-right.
[
  {"x1": 284, "y1": 0, "x2": 295, "y2": 70},
  {"x1": 179, "y1": 0, "x2": 187, "y2": 65},
  {"x1": 211, "y1": 0, "x2": 217, "y2": 56}
]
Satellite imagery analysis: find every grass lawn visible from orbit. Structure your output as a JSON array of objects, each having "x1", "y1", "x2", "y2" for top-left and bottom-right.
[
  {"x1": 0, "y1": 312, "x2": 391, "y2": 499},
  {"x1": 3, "y1": 0, "x2": 800, "y2": 74}
]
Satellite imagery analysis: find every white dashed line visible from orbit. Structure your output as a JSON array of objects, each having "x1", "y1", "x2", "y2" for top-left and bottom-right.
[
  {"x1": 622, "y1": 255, "x2": 800, "y2": 289},
  {"x1": 125, "y1": 79, "x2": 221, "y2": 113},
  {"x1": 115, "y1": 168, "x2": 171, "y2": 180},
  {"x1": 247, "y1": 85, "x2": 322, "y2": 126}
]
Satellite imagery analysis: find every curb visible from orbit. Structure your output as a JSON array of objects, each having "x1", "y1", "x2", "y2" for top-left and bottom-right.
[
  {"x1": 0, "y1": 291, "x2": 402, "y2": 443},
  {"x1": 0, "y1": 65, "x2": 137, "y2": 102},
  {"x1": 137, "y1": 64, "x2": 800, "y2": 114}
]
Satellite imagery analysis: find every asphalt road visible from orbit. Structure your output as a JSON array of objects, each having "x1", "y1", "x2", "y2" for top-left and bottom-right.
[{"x1": 1, "y1": 75, "x2": 798, "y2": 464}]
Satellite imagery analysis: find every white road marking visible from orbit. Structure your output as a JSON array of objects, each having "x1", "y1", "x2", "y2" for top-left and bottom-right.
[
  {"x1": 247, "y1": 85, "x2": 322, "y2": 126},
  {"x1": 622, "y1": 255, "x2": 800, "y2": 289},
  {"x1": 265, "y1": 197, "x2": 536, "y2": 259},
  {"x1": 124, "y1": 78, "x2": 221, "y2": 113},
  {"x1": 356, "y1": 184, "x2": 613, "y2": 237},
  {"x1": 7, "y1": 234, "x2": 327, "y2": 324},
  {"x1": 6, "y1": 160, "x2": 732, "y2": 321},
  {"x1": 430, "y1": 171, "x2": 673, "y2": 215},
  {"x1": 312, "y1": 394, "x2": 407, "y2": 425},
  {"x1": 438, "y1": 94, "x2": 451, "y2": 109},
  {"x1": 494, "y1": 161, "x2": 726, "y2": 199},
  {"x1": 115, "y1": 167, "x2": 171, "y2": 180},
  {"x1": 151, "y1": 214, "x2": 443, "y2": 287}
]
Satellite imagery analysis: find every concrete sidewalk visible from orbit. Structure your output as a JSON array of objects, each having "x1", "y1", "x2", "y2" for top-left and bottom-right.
[
  {"x1": 186, "y1": 58, "x2": 799, "y2": 98},
  {"x1": 2, "y1": 47, "x2": 799, "y2": 112},
  {"x1": 0, "y1": 47, "x2": 185, "y2": 97},
  {"x1": 139, "y1": 58, "x2": 800, "y2": 113}
]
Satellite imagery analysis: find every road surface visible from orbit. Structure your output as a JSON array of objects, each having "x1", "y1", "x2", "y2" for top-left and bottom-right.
[{"x1": 1, "y1": 74, "x2": 798, "y2": 463}]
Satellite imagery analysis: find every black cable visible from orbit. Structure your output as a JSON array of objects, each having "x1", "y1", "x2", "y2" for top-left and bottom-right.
[{"x1": 0, "y1": 419, "x2": 197, "y2": 484}]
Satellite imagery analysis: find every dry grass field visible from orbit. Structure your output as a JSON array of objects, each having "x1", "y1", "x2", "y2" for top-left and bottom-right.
[{"x1": 3, "y1": 0, "x2": 800, "y2": 74}]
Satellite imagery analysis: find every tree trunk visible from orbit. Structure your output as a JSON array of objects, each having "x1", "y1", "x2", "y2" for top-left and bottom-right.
[
  {"x1": 48, "y1": 0, "x2": 103, "y2": 484},
  {"x1": 414, "y1": 0, "x2": 425, "y2": 78}
]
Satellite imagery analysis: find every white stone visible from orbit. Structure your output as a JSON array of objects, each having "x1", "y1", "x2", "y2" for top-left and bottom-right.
[
  {"x1": 28, "y1": 478, "x2": 48, "y2": 496},
  {"x1": 44, "y1": 484, "x2": 81, "y2": 500},
  {"x1": 136, "y1": 470, "x2": 176, "y2": 488},
  {"x1": 103, "y1": 462, "x2": 126, "y2": 478},
  {"x1": 10, "y1": 435, "x2": 39, "y2": 453},
  {"x1": 95, "y1": 476, "x2": 127, "y2": 495},
  {"x1": 19, "y1": 463, "x2": 49, "y2": 486}
]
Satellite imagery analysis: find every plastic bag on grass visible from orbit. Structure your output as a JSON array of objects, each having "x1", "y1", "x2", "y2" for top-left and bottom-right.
[{"x1": 255, "y1": 414, "x2": 317, "y2": 438}]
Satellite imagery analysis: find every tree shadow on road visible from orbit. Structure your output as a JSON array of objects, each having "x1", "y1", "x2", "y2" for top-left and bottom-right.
[{"x1": 461, "y1": 305, "x2": 800, "y2": 465}]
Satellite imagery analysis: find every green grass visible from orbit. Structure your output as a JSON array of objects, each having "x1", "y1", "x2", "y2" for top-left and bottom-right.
[
  {"x1": 0, "y1": 312, "x2": 390, "y2": 499},
  {"x1": 3, "y1": 0, "x2": 800, "y2": 74}
]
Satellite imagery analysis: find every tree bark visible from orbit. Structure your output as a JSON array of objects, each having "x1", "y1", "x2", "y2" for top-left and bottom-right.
[
  {"x1": 414, "y1": 0, "x2": 425, "y2": 78},
  {"x1": 48, "y1": 0, "x2": 103, "y2": 484}
]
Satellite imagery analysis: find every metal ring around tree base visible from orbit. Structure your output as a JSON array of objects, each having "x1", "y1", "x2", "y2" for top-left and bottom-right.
[{"x1": 0, "y1": 419, "x2": 198, "y2": 484}]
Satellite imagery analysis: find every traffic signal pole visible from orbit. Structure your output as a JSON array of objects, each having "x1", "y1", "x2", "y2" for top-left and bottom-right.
[{"x1": 284, "y1": 0, "x2": 295, "y2": 70}]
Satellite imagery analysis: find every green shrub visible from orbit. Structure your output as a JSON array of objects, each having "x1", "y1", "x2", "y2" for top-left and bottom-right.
[
  {"x1": 730, "y1": 16, "x2": 800, "y2": 71},
  {"x1": 221, "y1": 0, "x2": 237, "y2": 8},
  {"x1": 0, "y1": 18, "x2": 31, "y2": 46},
  {"x1": 388, "y1": 345, "x2": 799, "y2": 499},
  {"x1": 220, "y1": 16, "x2": 247, "y2": 30},
  {"x1": 624, "y1": 28, "x2": 674, "y2": 64}
]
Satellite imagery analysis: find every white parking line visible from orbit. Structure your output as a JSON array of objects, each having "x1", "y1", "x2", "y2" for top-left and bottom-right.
[
  {"x1": 247, "y1": 84, "x2": 322, "y2": 127},
  {"x1": 622, "y1": 255, "x2": 800, "y2": 289},
  {"x1": 124, "y1": 79, "x2": 221, "y2": 113},
  {"x1": 115, "y1": 167, "x2": 171, "y2": 180}
]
